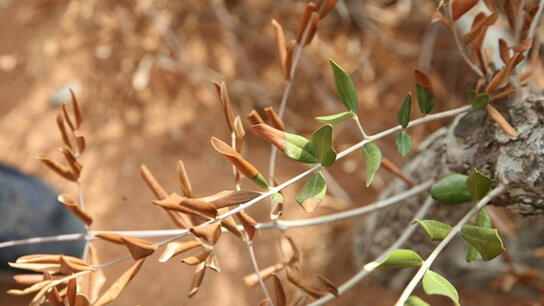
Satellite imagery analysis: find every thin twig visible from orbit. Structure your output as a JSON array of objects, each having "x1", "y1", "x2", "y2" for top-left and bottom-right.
[
  {"x1": 394, "y1": 185, "x2": 506, "y2": 306},
  {"x1": 309, "y1": 196, "x2": 436, "y2": 306},
  {"x1": 0, "y1": 106, "x2": 471, "y2": 249},
  {"x1": 528, "y1": 0, "x2": 544, "y2": 43}
]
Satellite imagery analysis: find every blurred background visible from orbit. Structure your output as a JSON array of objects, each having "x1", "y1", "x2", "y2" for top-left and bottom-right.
[{"x1": 0, "y1": 0, "x2": 541, "y2": 305}]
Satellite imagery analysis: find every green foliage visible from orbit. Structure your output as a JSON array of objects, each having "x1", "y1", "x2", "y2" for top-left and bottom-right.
[
  {"x1": 376, "y1": 249, "x2": 423, "y2": 270},
  {"x1": 295, "y1": 171, "x2": 327, "y2": 209},
  {"x1": 461, "y1": 225, "x2": 505, "y2": 261},
  {"x1": 363, "y1": 142, "x2": 382, "y2": 187},
  {"x1": 396, "y1": 131, "x2": 412, "y2": 157},
  {"x1": 311, "y1": 125, "x2": 337, "y2": 167},
  {"x1": 422, "y1": 270, "x2": 460, "y2": 306},
  {"x1": 430, "y1": 174, "x2": 472, "y2": 205},
  {"x1": 397, "y1": 93, "x2": 412, "y2": 128},
  {"x1": 251, "y1": 173, "x2": 269, "y2": 189},
  {"x1": 466, "y1": 210, "x2": 492, "y2": 262},
  {"x1": 414, "y1": 220, "x2": 452, "y2": 241},
  {"x1": 468, "y1": 90, "x2": 490, "y2": 110},
  {"x1": 330, "y1": 59, "x2": 358, "y2": 112},
  {"x1": 315, "y1": 111, "x2": 355, "y2": 125},
  {"x1": 466, "y1": 169, "x2": 494, "y2": 201},
  {"x1": 284, "y1": 132, "x2": 319, "y2": 163},
  {"x1": 405, "y1": 296, "x2": 430, "y2": 306},
  {"x1": 416, "y1": 84, "x2": 435, "y2": 114}
]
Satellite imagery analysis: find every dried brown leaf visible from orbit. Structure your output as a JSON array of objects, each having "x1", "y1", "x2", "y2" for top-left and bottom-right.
[
  {"x1": 57, "y1": 113, "x2": 73, "y2": 151},
  {"x1": 69, "y1": 89, "x2": 82, "y2": 129},
  {"x1": 59, "y1": 255, "x2": 92, "y2": 273},
  {"x1": 205, "y1": 251, "x2": 221, "y2": 272},
  {"x1": 58, "y1": 193, "x2": 92, "y2": 226},
  {"x1": 490, "y1": 87, "x2": 517, "y2": 102},
  {"x1": 15, "y1": 254, "x2": 87, "y2": 266},
  {"x1": 233, "y1": 116, "x2": 245, "y2": 153},
  {"x1": 320, "y1": 0, "x2": 339, "y2": 19},
  {"x1": 74, "y1": 130, "x2": 85, "y2": 154},
  {"x1": 218, "y1": 208, "x2": 244, "y2": 240},
  {"x1": 120, "y1": 236, "x2": 157, "y2": 260},
  {"x1": 486, "y1": 104, "x2": 519, "y2": 137},
  {"x1": 314, "y1": 274, "x2": 339, "y2": 297},
  {"x1": 75, "y1": 294, "x2": 91, "y2": 306},
  {"x1": 67, "y1": 277, "x2": 77, "y2": 306},
  {"x1": 271, "y1": 19, "x2": 288, "y2": 79},
  {"x1": 499, "y1": 39, "x2": 511, "y2": 64},
  {"x1": 502, "y1": 0, "x2": 520, "y2": 28},
  {"x1": 243, "y1": 263, "x2": 285, "y2": 287},
  {"x1": 43, "y1": 272, "x2": 63, "y2": 306},
  {"x1": 62, "y1": 104, "x2": 75, "y2": 131},
  {"x1": 414, "y1": 68, "x2": 432, "y2": 88},
  {"x1": 88, "y1": 244, "x2": 106, "y2": 304},
  {"x1": 199, "y1": 190, "x2": 261, "y2": 209},
  {"x1": 264, "y1": 107, "x2": 285, "y2": 131},
  {"x1": 141, "y1": 165, "x2": 191, "y2": 229},
  {"x1": 380, "y1": 157, "x2": 414, "y2": 187},
  {"x1": 251, "y1": 123, "x2": 286, "y2": 151},
  {"x1": 7, "y1": 280, "x2": 52, "y2": 296},
  {"x1": 159, "y1": 240, "x2": 201, "y2": 263},
  {"x1": 259, "y1": 298, "x2": 273, "y2": 306},
  {"x1": 297, "y1": 3, "x2": 317, "y2": 43},
  {"x1": 94, "y1": 233, "x2": 124, "y2": 245},
  {"x1": 512, "y1": 37, "x2": 533, "y2": 52},
  {"x1": 188, "y1": 261, "x2": 206, "y2": 297},
  {"x1": 304, "y1": 12, "x2": 319, "y2": 46},
  {"x1": 182, "y1": 250, "x2": 211, "y2": 265},
  {"x1": 93, "y1": 258, "x2": 145, "y2": 306},
  {"x1": 213, "y1": 81, "x2": 235, "y2": 132},
  {"x1": 36, "y1": 155, "x2": 77, "y2": 181},
  {"x1": 60, "y1": 147, "x2": 82, "y2": 176},
  {"x1": 452, "y1": 0, "x2": 479, "y2": 21},
  {"x1": 284, "y1": 39, "x2": 296, "y2": 80},
  {"x1": 12, "y1": 274, "x2": 45, "y2": 286},
  {"x1": 177, "y1": 160, "x2": 193, "y2": 198},
  {"x1": 236, "y1": 210, "x2": 257, "y2": 241},
  {"x1": 272, "y1": 273, "x2": 287, "y2": 306},
  {"x1": 211, "y1": 137, "x2": 260, "y2": 179},
  {"x1": 8, "y1": 262, "x2": 61, "y2": 274},
  {"x1": 247, "y1": 110, "x2": 265, "y2": 125},
  {"x1": 286, "y1": 269, "x2": 327, "y2": 299},
  {"x1": 190, "y1": 223, "x2": 222, "y2": 245}
]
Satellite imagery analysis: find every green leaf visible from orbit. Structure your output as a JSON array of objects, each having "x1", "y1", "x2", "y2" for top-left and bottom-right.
[
  {"x1": 461, "y1": 225, "x2": 505, "y2": 261},
  {"x1": 466, "y1": 210, "x2": 492, "y2": 264},
  {"x1": 414, "y1": 220, "x2": 452, "y2": 241},
  {"x1": 416, "y1": 84, "x2": 435, "y2": 114},
  {"x1": 466, "y1": 244, "x2": 482, "y2": 262},
  {"x1": 466, "y1": 169, "x2": 494, "y2": 201},
  {"x1": 363, "y1": 142, "x2": 382, "y2": 187},
  {"x1": 468, "y1": 90, "x2": 490, "y2": 110},
  {"x1": 284, "y1": 132, "x2": 319, "y2": 163},
  {"x1": 405, "y1": 296, "x2": 430, "y2": 306},
  {"x1": 396, "y1": 131, "x2": 412, "y2": 157},
  {"x1": 376, "y1": 249, "x2": 423, "y2": 269},
  {"x1": 295, "y1": 171, "x2": 327, "y2": 213},
  {"x1": 330, "y1": 59, "x2": 358, "y2": 112},
  {"x1": 422, "y1": 270, "x2": 460, "y2": 306},
  {"x1": 315, "y1": 111, "x2": 355, "y2": 125},
  {"x1": 430, "y1": 174, "x2": 472, "y2": 205},
  {"x1": 251, "y1": 173, "x2": 269, "y2": 189},
  {"x1": 311, "y1": 125, "x2": 337, "y2": 167},
  {"x1": 397, "y1": 93, "x2": 412, "y2": 128}
]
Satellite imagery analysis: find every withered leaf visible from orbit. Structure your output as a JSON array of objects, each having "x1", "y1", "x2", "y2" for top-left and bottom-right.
[
  {"x1": 7, "y1": 280, "x2": 52, "y2": 296},
  {"x1": 213, "y1": 81, "x2": 235, "y2": 132},
  {"x1": 199, "y1": 190, "x2": 261, "y2": 209},
  {"x1": 190, "y1": 223, "x2": 222, "y2": 245},
  {"x1": 486, "y1": 104, "x2": 519, "y2": 137},
  {"x1": 297, "y1": 3, "x2": 317, "y2": 43},
  {"x1": 272, "y1": 274, "x2": 287, "y2": 306},
  {"x1": 159, "y1": 240, "x2": 201, "y2": 263},
  {"x1": 452, "y1": 0, "x2": 479, "y2": 21},
  {"x1": 218, "y1": 208, "x2": 244, "y2": 240},
  {"x1": 286, "y1": 270, "x2": 327, "y2": 299},
  {"x1": 12, "y1": 274, "x2": 45, "y2": 286},
  {"x1": 120, "y1": 236, "x2": 157, "y2": 260},
  {"x1": 36, "y1": 155, "x2": 77, "y2": 181},
  {"x1": 247, "y1": 109, "x2": 265, "y2": 125},
  {"x1": 88, "y1": 244, "x2": 106, "y2": 303},
  {"x1": 236, "y1": 211, "x2": 257, "y2": 241},
  {"x1": 264, "y1": 107, "x2": 285, "y2": 131},
  {"x1": 182, "y1": 250, "x2": 211, "y2": 265},
  {"x1": 67, "y1": 277, "x2": 77, "y2": 306},
  {"x1": 314, "y1": 274, "x2": 339, "y2": 297},
  {"x1": 188, "y1": 261, "x2": 206, "y2": 297},
  {"x1": 69, "y1": 89, "x2": 82, "y2": 129},
  {"x1": 57, "y1": 113, "x2": 73, "y2": 151},
  {"x1": 414, "y1": 68, "x2": 432, "y2": 88},
  {"x1": 177, "y1": 160, "x2": 193, "y2": 198},
  {"x1": 243, "y1": 263, "x2": 285, "y2": 287},
  {"x1": 305, "y1": 12, "x2": 320, "y2": 45},
  {"x1": 8, "y1": 262, "x2": 62, "y2": 274},
  {"x1": 75, "y1": 294, "x2": 91, "y2": 306},
  {"x1": 59, "y1": 255, "x2": 92, "y2": 273},
  {"x1": 210, "y1": 137, "x2": 261, "y2": 180},
  {"x1": 58, "y1": 194, "x2": 92, "y2": 226},
  {"x1": 271, "y1": 19, "x2": 288, "y2": 79},
  {"x1": 93, "y1": 258, "x2": 145, "y2": 306},
  {"x1": 320, "y1": 0, "x2": 339, "y2": 19}
]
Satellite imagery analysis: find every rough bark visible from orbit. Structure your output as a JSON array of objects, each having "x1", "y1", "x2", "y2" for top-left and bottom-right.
[{"x1": 354, "y1": 92, "x2": 544, "y2": 289}]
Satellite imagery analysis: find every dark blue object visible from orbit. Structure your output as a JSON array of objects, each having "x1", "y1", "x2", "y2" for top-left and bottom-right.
[{"x1": 0, "y1": 164, "x2": 86, "y2": 270}]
